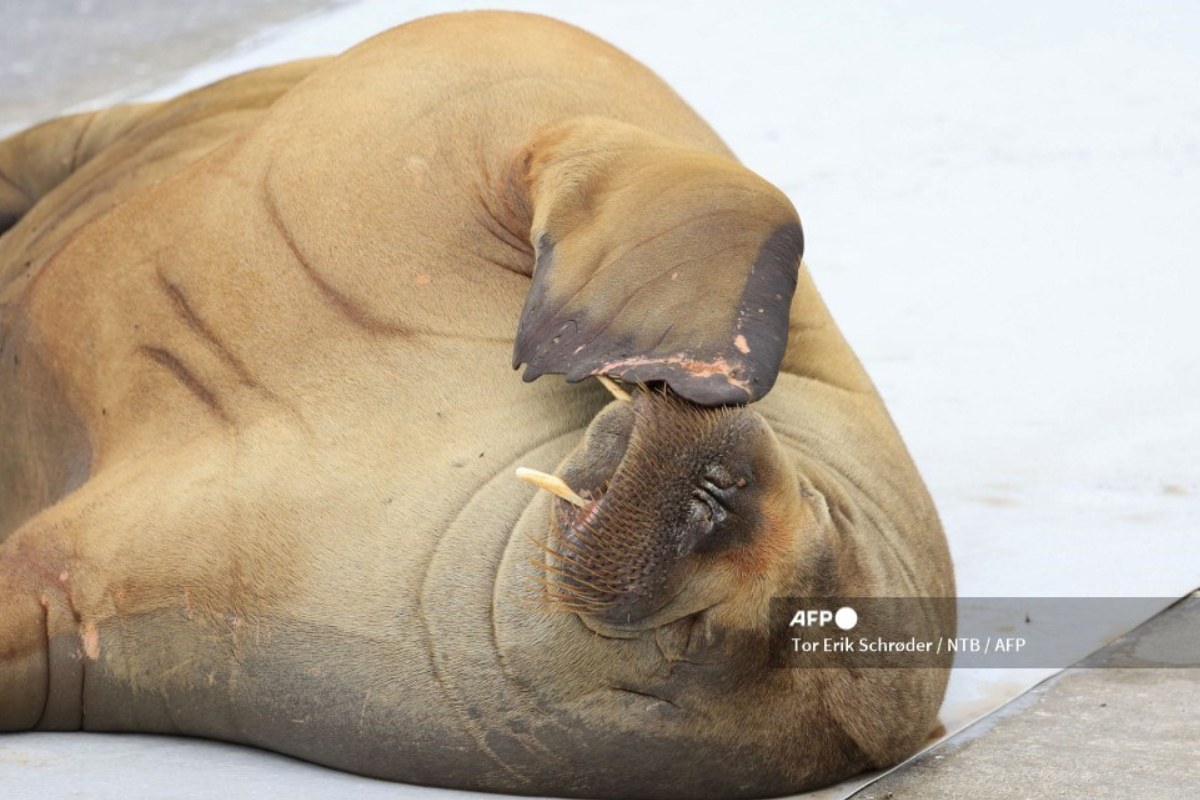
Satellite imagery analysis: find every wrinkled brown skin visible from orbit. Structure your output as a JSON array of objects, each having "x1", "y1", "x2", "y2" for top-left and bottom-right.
[{"x1": 0, "y1": 11, "x2": 954, "y2": 799}]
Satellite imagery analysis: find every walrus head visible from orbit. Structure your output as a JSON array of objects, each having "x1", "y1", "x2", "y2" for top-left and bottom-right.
[
  {"x1": 507, "y1": 385, "x2": 949, "y2": 796},
  {"x1": 522, "y1": 385, "x2": 817, "y2": 637}
]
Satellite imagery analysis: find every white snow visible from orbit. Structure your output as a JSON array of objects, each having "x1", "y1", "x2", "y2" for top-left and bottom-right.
[{"x1": 3, "y1": 1, "x2": 1198, "y2": 798}]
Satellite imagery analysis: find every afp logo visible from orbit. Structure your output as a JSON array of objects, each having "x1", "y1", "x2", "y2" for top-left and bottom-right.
[{"x1": 789, "y1": 606, "x2": 858, "y2": 630}]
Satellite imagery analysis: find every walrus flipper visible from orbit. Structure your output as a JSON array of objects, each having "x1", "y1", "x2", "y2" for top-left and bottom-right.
[
  {"x1": 0, "y1": 59, "x2": 330, "y2": 241},
  {"x1": 512, "y1": 118, "x2": 804, "y2": 406},
  {"x1": 0, "y1": 105, "x2": 154, "y2": 236}
]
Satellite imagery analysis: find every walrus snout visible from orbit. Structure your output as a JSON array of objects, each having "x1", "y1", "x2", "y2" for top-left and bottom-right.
[{"x1": 536, "y1": 388, "x2": 797, "y2": 627}]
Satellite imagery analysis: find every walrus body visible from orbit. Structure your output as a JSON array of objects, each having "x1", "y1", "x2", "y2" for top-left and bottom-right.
[{"x1": 0, "y1": 12, "x2": 954, "y2": 798}]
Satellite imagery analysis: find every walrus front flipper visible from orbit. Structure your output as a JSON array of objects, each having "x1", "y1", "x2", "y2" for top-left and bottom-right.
[
  {"x1": 512, "y1": 118, "x2": 803, "y2": 406},
  {"x1": 0, "y1": 105, "x2": 153, "y2": 236}
]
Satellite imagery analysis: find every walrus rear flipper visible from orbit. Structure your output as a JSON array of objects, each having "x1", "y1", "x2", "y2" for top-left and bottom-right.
[
  {"x1": 0, "y1": 59, "x2": 329, "y2": 244},
  {"x1": 0, "y1": 105, "x2": 153, "y2": 236},
  {"x1": 512, "y1": 117, "x2": 804, "y2": 406}
]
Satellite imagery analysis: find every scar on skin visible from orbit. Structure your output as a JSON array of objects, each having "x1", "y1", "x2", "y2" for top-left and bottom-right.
[
  {"x1": 82, "y1": 622, "x2": 100, "y2": 660},
  {"x1": 599, "y1": 354, "x2": 752, "y2": 393},
  {"x1": 59, "y1": 571, "x2": 69, "y2": 582},
  {"x1": 414, "y1": 274, "x2": 431, "y2": 286},
  {"x1": 734, "y1": 335, "x2": 750, "y2": 354}
]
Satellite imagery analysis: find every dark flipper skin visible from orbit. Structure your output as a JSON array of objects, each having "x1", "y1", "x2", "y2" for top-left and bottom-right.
[{"x1": 512, "y1": 118, "x2": 804, "y2": 406}]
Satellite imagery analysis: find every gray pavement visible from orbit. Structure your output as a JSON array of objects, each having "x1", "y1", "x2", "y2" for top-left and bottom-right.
[
  {"x1": 0, "y1": 0, "x2": 342, "y2": 134},
  {"x1": 853, "y1": 596, "x2": 1200, "y2": 799}
]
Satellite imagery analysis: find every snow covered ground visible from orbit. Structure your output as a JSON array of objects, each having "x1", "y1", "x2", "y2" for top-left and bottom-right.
[{"x1": 2, "y1": 1, "x2": 1198, "y2": 797}]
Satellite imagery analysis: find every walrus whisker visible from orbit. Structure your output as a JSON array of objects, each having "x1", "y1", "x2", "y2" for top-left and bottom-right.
[
  {"x1": 537, "y1": 568, "x2": 633, "y2": 608},
  {"x1": 531, "y1": 550, "x2": 629, "y2": 595},
  {"x1": 521, "y1": 573, "x2": 620, "y2": 613},
  {"x1": 525, "y1": 528, "x2": 623, "y2": 577},
  {"x1": 525, "y1": 543, "x2": 633, "y2": 608},
  {"x1": 555, "y1": 517, "x2": 634, "y2": 568},
  {"x1": 554, "y1": 531, "x2": 647, "y2": 582},
  {"x1": 506, "y1": 580, "x2": 587, "y2": 616},
  {"x1": 523, "y1": 532, "x2": 633, "y2": 603},
  {"x1": 524, "y1": 573, "x2": 617, "y2": 607},
  {"x1": 515, "y1": 467, "x2": 586, "y2": 507},
  {"x1": 536, "y1": 532, "x2": 621, "y2": 576}
]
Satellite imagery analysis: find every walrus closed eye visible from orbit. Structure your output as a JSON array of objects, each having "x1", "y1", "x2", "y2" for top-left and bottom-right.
[{"x1": 0, "y1": 11, "x2": 954, "y2": 800}]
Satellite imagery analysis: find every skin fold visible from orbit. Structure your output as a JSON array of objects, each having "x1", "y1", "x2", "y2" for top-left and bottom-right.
[{"x1": 0, "y1": 11, "x2": 954, "y2": 799}]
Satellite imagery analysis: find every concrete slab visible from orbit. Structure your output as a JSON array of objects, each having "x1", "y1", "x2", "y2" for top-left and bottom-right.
[
  {"x1": 0, "y1": 0, "x2": 342, "y2": 134},
  {"x1": 852, "y1": 596, "x2": 1200, "y2": 800}
]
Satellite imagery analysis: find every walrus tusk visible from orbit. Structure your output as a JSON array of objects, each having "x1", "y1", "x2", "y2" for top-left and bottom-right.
[
  {"x1": 597, "y1": 375, "x2": 631, "y2": 401},
  {"x1": 515, "y1": 467, "x2": 587, "y2": 507}
]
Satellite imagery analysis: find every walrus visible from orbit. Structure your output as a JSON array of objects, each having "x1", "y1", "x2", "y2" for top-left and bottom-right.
[{"x1": 0, "y1": 11, "x2": 954, "y2": 799}]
